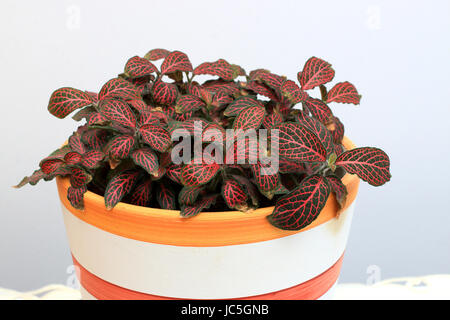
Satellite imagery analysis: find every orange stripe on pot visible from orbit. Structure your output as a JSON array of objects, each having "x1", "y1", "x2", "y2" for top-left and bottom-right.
[
  {"x1": 73, "y1": 254, "x2": 344, "y2": 300},
  {"x1": 57, "y1": 137, "x2": 359, "y2": 247}
]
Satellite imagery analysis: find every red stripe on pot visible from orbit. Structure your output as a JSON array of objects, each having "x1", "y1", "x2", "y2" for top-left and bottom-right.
[{"x1": 73, "y1": 253, "x2": 344, "y2": 300}]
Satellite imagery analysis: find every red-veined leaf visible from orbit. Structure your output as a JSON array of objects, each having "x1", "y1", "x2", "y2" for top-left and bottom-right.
[
  {"x1": 72, "y1": 106, "x2": 96, "y2": 121},
  {"x1": 222, "y1": 179, "x2": 247, "y2": 210},
  {"x1": 166, "y1": 164, "x2": 183, "y2": 184},
  {"x1": 278, "y1": 157, "x2": 307, "y2": 174},
  {"x1": 181, "y1": 162, "x2": 220, "y2": 187},
  {"x1": 193, "y1": 59, "x2": 236, "y2": 81},
  {"x1": 262, "y1": 110, "x2": 283, "y2": 129},
  {"x1": 224, "y1": 96, "x2": 263, "y2": 117},
  {"x1": 202, "y1": 80, "x2": 239, "y2": 95},
  {"x1": 138, "y1": 111, "x2": 163, "y2": 126},
  {"x1": 156, "y1": 183, "x2": 176, "y2": 210},
  {"x1": 99, "y1": 99, "x2": 137, "y2": 129},
  {"x1": 67, "y1": 185, "x2": 87, "y2": 210},
  {"x1": 179, "y1": 186, "x2": 203, "y2": 205},
  {"x1": 98, "y1": 78, "x2": 141, "y2": 101},
  {"x1": 48, "y1": 88, "x2": 94, "y2": 119},
  {"x1": 139, "y1": 124, "x2": 172, "y2": 152},
  {"x1": 40, "y1": 158, "x2": 64, "y2": 175},
  {"x1": 277, "y1": 122, "x2": 327, "y2": 162},
  {"x1": 70, "y1": 167, "x2": 92, "y2": 188},
  {"x1": 297, "y1": 113, "x2": 334, "y2": 156},
  {"x1": 302, "y1": 97, "x2": 333, "y2": 124},
  {"x1": 152, "y1": 79, "x2": 178, "y2": 105},
  {"x1": 160, "y1": 51, "x2": 193, "y2": 75},
  {"x1": 87, "y1": 112, "x2": 109, "y2": 126},
  {"x1": 268, "y1": 175, "x2": 331, "y2": 230},
  {"x1": 124, "y1": 56, "x2": 157, "y2": 78},
  {"x1": 232, "y1": 106, "x2": 266, "y2": 131},
  {"x1": 281, "y1": 80, "x2": 308, "y2": 103},
  {"x1": 327, "y1": 81, "x2": 361, "y2": 104},
  {"x1": 299, "y1": 57, "x2": 335, "y2": 90},
  {"x1": 81, "y1": 129, "x2": 109, "y2": 150},
  {"x1": 130, "y1": 179, "x2": 152, "y2": 206},
  {"x1": 251, "y1": 162, "x2": 279, "y2": 192},
  {"x1": 85, "y1": 91, "x2": 99, "y2": 103},
  {"x1": 107, "y1": 134, "x2": 136, "y2": 159},
  {"x1": 144, "y1": 48, "x2": 170, "y2": 61},
  {"x1": 64, "y1": 152, "x2": 83, "y2": 165},
  {"x1": 335, "y1": 147, "x2": 391, "y2": 186},
  {"x1": 211, "y1": 90, "x2": 233, "y2": 108},
  {"x1": 244, "y1": 81, "x2": 279, "y2": 101},
  {"x1": 326, "y1": 175, "x2": 348, "y2": 209},
  {"x1": 69, "y1": 134, "x2": 87, "y2": 154},
  {"x1": 81, "y1": 150, "x2": 104, "y2": 169},
  {"x1": 128, "y1": 99, "x2": 150, "y2": 113},
  {"x1": 330, "y1": 116, "x2": 344, "y2": 144},
  {"x1": 131, "y1": 147, "x2": 159, "y2": 175},
  {"x1": 256, "y1": 71, "x2": 285, "y2": 90},
  {"x1": 180, "y1": 195, "x2": 217, "y2": 218},
  {"x1": 104, "y1": 171, "x2": 140, "y2": 209},
  {"x1": 175, "y1": 94, "x2": 206, "y2": 113}
]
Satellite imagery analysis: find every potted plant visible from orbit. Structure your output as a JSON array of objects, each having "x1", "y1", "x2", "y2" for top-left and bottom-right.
[{"x1": 16, "y1": 49, "x2": 391, "y2": 300}]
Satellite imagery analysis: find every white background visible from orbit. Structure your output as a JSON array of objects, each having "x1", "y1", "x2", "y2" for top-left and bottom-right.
[{"x1": 0, "y1": 0, "x2": 449, "y2": 290}]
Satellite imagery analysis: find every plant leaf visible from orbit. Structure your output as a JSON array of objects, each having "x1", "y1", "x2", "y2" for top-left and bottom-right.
[
  {"x1": 327, "y1": 81, "x2": 361, "y2": 104},
  {"x1": 131, "y1": 147, "x2": 159, "y2": 175},
  {"x1": 251, "y1": 162, "x2": 279, "y2": 192},
  {"x1": 144, "y1": 48, "x2": 170, "y2": 61},
  {"x1": 98, "y1": 78, "x2": 141, "y2": 101},
  {"x1": 68, "y1": 133, "x2": 87, "y2": 154},
  {"x1": 81, "y1": 150, "x2": 104, "y2": 169},
  {"x1": 130, "y1": 179, "x2": 152, "y2": 206},
  {"x1": 64, "y1": 151, "x2": 83, "y2": 165},
  {"x1": 296, "y1": 113, "x2": 334, "y2": 156},
  {"x1": 298, "y1": 57, "x2": 335, "y2": 90},
  {"x1": 107, "y1": 134, "x2": 136, "y2": 159},
  {"x1": 330, "y1": 116, "x2": 344, "y2": 144},
  {"x1": 175, "y1": 94, "x2": 206, "y2": 113},
  {"x1": 277, "y1": 122, "x2": 327, "y2": 163},
  {"x1": 194, "y1": 59, "x2": 237, "y2": 81},
  {"x1": 48, "y1": 87, "x2": 94, "y2": 119},
  {"x1": 281, "y1": 80, "x2": 308, "y2": 103},
  {"x1": 224, "y1": 96, "x2": 263, "y2": 117},
  {"x1": 40, "y1": 158, "x2": 64, "y2": 175},
  {"x1": 180, "y1": 195, "x2": 217, "y2": 218},
  {"x1": 268, "y1": 175, "x2": 331, "y2": 230},
  {"x1": 302, "y1": 97, "x2": 333, "y2": 124},
  {"x1": 181, "y1": 162, "x2": 220, "y2": 187},
  {"x1": 139, "y1": 124, "x2": 172, "y2": 152},
  {"x1": 70, "y1": 167, "x2": 92, "y2": 188},
  {"x1": 124, "y1": 56, "x2": 157, "y2": 78},
  {"x1": 160, "y1": 51, "x2": 193, "y2": 75},
  {"x1": 152, "y1": 79, "x2": 178, "y2": 105},
  {"x1": 156, "y1": 183, "x2": 176, "y2": 209},
  {"x1": 262, "y1": 110, "x2": 283, "y2": 129},
  {"x1": 81, "y1": 129, "x2": 109, "y2": 151},
  {"x1": 99, "y1": 98, "x2": 137, "y2": 129},
  {"x1": 221, "y1": 179, "x2": 247, "y2": 210},
  {"x1": 104, "y1": 171, "x2": 139, "y2": 209},
  {"x1": 335, "y1": 147, "x2": 391, "y2": 186},
  {"x1": 166, "y1": 163, "x2": 183, "y2": 184},
  {"x1": 67, "y1": 185, "x2": 87, "y2": 210},
  {"x1": 179, "y1": 186, "x2": 203, "y2": 205},
  {"x1": 326, "y1": 175, "x2": 348, "y2": 209},
  {"x1": 232, "y1": 106, "x2": 266, "y2": 131},
  {"x1": 245, "y1": 81, "x2": 279, "y2": 101}
]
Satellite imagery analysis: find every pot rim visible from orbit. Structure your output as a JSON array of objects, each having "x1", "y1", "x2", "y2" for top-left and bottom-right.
[{"x1": 56, "y1": 136, "x2": 360, "y2": 246}]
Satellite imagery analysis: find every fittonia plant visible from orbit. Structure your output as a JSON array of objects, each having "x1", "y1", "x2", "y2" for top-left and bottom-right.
[{"x1": 16, "y1": 49, "x2": 391, "y2": 231}]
